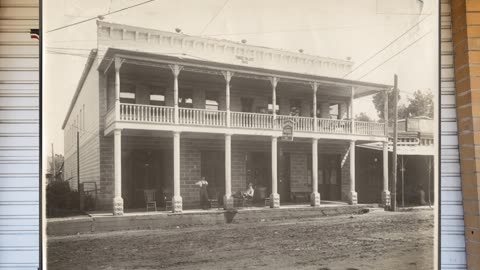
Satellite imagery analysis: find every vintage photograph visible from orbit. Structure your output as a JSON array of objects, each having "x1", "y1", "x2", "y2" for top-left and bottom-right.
[{"x1": 43, "y1": 0, "x2": 437, "y2": 269}]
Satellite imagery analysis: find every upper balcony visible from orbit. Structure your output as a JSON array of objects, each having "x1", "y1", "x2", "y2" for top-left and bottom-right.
[
  {"x1": 100, "y1": 48, "x2": 391, "y2": 142},
  {"x1": 105, "y1": 103, "x2": 386, "y2": 140}
]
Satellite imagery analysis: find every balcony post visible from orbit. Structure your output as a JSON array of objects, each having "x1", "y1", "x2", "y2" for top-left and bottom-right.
[
  {"x1": 222, "y1": 71, "x2": 233, "y2": 127},
  {"x1": 224, "y1": 133, "x2": 234, "y2": 209},
  {"x1": 311, "y1": 138, "x2": 320, "y2": 206},
  {"x1": 350, "y1": 87, "x2": 355, "y2": 134},
  {"x1": 114, "y1": 57, "x2": 122, "y2": 121},
  {"x1": 382, "y1": 141, "x2": 391, "y2": 207},
  {"x1": 169, "y1": 64, "x2": 183, "y2": 124},
  {"x1": 270, "y1": 136, "x2": 280, "y2": 208},
  {"x1": 348, "y1": 140, "x2": 358, "y2": 205},
  {"x1": 172, "y1": 131, "x2": 183, "y2": 212},
  {"x1": 384, "y1": 89, "x2": 389, "y2": 136},
  {"x1": 113, "y1": 129, "x2": 124, "y2": 216},
  {"x1": 270, "y1": 77, "x2": 278, "y2": 128},
  {"x1": 311, "y1": 82, "x2": 318, "y2": 131}
]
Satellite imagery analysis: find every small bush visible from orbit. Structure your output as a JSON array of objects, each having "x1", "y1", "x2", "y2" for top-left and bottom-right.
[{"x1": 46, "y1": 181, "x2": 81, "y2": 217}]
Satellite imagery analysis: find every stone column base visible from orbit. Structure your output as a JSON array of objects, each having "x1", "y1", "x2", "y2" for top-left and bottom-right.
[
  {"x1": 270, "y1": 193, "x2": 280, "y2": 208},
  {"x1": 381, "y1": 190, "x2": 391, "y2": 207},
  {"x1": 310, "y1": 192, "x2": 321, "y2": 207},
  {"x1": 113, "y1": 197, "x2": 124, "y2": 216},
  {"x1": 223, "y1": 195, "x2": 234, "y2": 210},
  {"x1": 172, "y1": 195, "x2": 183, "y2": 213},
  {"x1": 348, "y1": 191, "x2": 358, "y2": 205}
]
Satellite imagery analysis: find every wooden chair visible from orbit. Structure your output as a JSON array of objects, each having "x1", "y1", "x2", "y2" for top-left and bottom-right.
[
  {"x1": 164, "y1": 192, "x2": 172, "y2": 211},
  {"x1": 208, "y1": 191, "x2": 220, "y2": 209},
  {"x1": 265, "y1": 197, "x2": 271, "y2": 207},
  {"x1": 144, "y1": 189, "x2": 157, "y2": 211}
]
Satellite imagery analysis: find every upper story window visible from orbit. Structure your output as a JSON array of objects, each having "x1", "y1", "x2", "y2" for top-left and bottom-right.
[
  {"x1": 120, "y1": 84, "x2": 136, "y2": 104},
  {"x1": 329, "y1": 104, "x2": 339, "y2": 119},
  {"x1": 205, "y1": 91, "x2": 219, "y2": 111},
  {"x1": 150, "y1": 87, "x2": 165, "y2": 106},
  {"x1": 267, "y1": 96, "x2": 279, "y2": 114},
  {"x1": 290, "y1": 99, "x2": 301, "y2": 116},
  {"x1": 241, "y1": 97, "x2": 253, "y2": 113},
  {"x1": 179, "y1": 89, "x2": 193, "y2": 108},
  {"x1": 120, "y1": 92, "x2": 136, "y2": 104}
]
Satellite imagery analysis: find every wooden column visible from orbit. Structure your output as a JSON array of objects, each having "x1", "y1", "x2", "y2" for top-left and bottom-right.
[
  {"x1": 350, "y1": 87, "x2": 355, "y2": 134},
  {"x1": 222, "y1": 71, "x2": 233, "y2": 127},
  {"x1": 113, "y1": 129, "x2": 123, "y2": 216},
  {"x1": 270, "y1": 136, "x2": 280, "y2": 208},
  {"x1": 270, "y1": 77, "x2": 278, "y2": 128},
  {"x1": 224, "y1": 134, "x2": 234, "y2": 209},
  {"x1": 382, "y1": 141, "x2": 391, "y2": 207},
  {"x1": 349, "y1": 140, "x2": 357, "y2": 205},
  {"x1": 311, "y1": 138, "x2": 320, "y2": 206},
  {"x1": 172, "y1": 131, "x2": 182, "y2": 212},
  {"x1": 312, "y1": 82, "x2": 318, "y2": 131},
  {"x1": 114, "y1": 57, "x2": 122, "y2": 121},
  {"x1": 169, "y1": 65, "x2": 183, "y2": 124}
]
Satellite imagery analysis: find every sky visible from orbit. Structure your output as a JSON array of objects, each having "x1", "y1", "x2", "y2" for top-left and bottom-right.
[{"x1": 43, "y1": 0, "x2": 438, "y2": 155}]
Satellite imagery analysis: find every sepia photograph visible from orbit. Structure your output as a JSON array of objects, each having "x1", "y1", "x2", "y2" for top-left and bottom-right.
[{"x1": 43, "y1": 0, "x2": 437, "y2": 269}]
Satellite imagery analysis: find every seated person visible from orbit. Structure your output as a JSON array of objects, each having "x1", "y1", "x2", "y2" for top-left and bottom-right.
[{"x1": 233, "y1": 183, "x2": 255, "y2": 199}]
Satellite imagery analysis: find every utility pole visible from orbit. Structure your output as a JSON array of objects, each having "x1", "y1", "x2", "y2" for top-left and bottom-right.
[
  {"x1": 77, "y1": 131, "x2": 80, "y2": 193},
  {"x1": 392, "y1": 74, "x2": 398, "y2": 212},
  {"x1": 51, "y1": 143, "x2": 56, "y2": 182},
  {"x1": 401, "y1": 156, "x2": 405, "y2": 208}
]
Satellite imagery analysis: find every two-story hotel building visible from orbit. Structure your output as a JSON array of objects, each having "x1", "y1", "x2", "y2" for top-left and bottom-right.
[{"x1": 63, "y1": 21, "x2": 392, "y2": 215}]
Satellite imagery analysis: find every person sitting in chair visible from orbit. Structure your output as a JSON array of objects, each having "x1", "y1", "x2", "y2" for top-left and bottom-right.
[{"x1": 233, "y1": 183, "x2": 255, "y2": 199}]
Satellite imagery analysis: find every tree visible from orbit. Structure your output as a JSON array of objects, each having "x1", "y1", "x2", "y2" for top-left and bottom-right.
[
  {"x1": 373, "y1": 88, "x2": 433, "y2": 120},
  {"x1": 355, "y1": 112, "x2": 372, "y2": 122},
  {"x1": 407, "y1": 89, "x2": 433, "y2": 118},
  {"x1": 372, "y1": 88, "x2": 402, "y2": 120}
]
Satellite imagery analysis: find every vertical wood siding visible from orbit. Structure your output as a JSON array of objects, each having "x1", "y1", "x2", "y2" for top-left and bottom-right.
[{"x1": 441, "y1": 0, "x2": 467, "y2": 268}]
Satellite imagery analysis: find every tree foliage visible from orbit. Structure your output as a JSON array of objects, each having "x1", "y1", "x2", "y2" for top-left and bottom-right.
[
  {"x1": 355, "y1": 112, "x2": 372, "y2": 122},
  {"x1": 373, "y1": 88, "x2": 433, "y2": 120}
]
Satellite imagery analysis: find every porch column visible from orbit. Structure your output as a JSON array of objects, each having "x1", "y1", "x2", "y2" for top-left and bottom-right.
[
  {"x1": 169, "y1": 64, "x2": 183, "y2": 124},
  {"x1": 224, "y1": 134, "x2": 234, "y2": 209},
  {"x1": 270, "y1": 77, "x2": 278, "y2": 127},
  {"x1": 172, "y1": 131, "x2": 183, "y2": 212},
  {"x1": 312, "y1": 82, "x2": 318, "y2": 131},
  {"x1": 270, "y1": 136, "x2": 280, "y2": 208},
  {"x1": 222, "y1": 71, "x2": 233, "y2": 127},
  {"x1": 382, "y1": 141, "x2": 391, "y2": 207},
  {"x1": 382, "y1": 89, "x2": 391, "y2": 207},
  {"x1": 350, "y1": 87, "x2": 355, "y2": 133},
  {"x1": 113, "y1": 129, "x2": 124, "y2": 216},
  {"x1": 114, "y1": 57, "x2": 122, "y2": 121},
  {"x1": 311, "y1": 138, "x2": 320, "y2": 206},
  {"x1": 348, "y1": 140, "x2": 358, "y2": 205}
]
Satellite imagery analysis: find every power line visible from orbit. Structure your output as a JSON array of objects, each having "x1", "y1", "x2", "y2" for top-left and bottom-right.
[
  {"x1": 357, "y1": 30, "x2": 432, "y2": 80},
  {"x1": 199, "y1": 0, "x2": 230, "y2": 35},
  {"x1": 46, "y1": 0, "x2": 158, "y2": 33},
  {"x1": 343, "y1": 13, "x2": 432, "y2": 78}
]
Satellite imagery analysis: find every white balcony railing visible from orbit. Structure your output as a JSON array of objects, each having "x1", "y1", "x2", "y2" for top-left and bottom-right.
[
  {"x1": 113, "y1": 103, "x2": 386, "y2": 137},
  {"x1": 231, "y1": 111, "x2": 273, "y2": 129},
  {"x1": 120, "y1": 103, "x2": 174, "y2": 123},
  {"x1": 354, "y1": 121, "x2": 385, "y2": 136},
  {"x1": 179, "y1": 107, "x2": 226, "y2": 127}
]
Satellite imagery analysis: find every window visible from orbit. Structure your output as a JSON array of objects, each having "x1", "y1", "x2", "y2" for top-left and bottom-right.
[
  {"x1": 329, "y1": 104, "x2": 339, "y2": 119},
  {"x1": 179, "y1": 89, "x2": 193, "y2": 108},
  {"x1": 267, "y1": 96, "x2": 279, "y2": 114},
  {"x1": 290, "y1": 99, "x2": 301, "y2": 116},
  {"x1": 241, "y1": 97, "x2": 253, "y2": 112},
  {"x1": 120, "y1": 92, "x2": 136, "y2": 104},
  {"x1": 150, "y1": 94, "x2": 165, "y2": 106},
  {"x1": 205, "y1": 91, "x2": 219, "y2": 111}
]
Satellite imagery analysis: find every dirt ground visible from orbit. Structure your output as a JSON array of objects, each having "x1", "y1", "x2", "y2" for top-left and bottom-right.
[{"x1": 48, "y1": 209, "x2": 434, "y2": 270}]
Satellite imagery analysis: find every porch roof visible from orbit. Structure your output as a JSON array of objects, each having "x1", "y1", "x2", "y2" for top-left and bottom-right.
[{"x1": 98, "y1": 47, "x2": 392, "y2": 98}]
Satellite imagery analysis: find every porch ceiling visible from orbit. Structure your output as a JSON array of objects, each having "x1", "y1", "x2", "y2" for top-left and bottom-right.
[{"x1": 99, "y1": 48, "x2": 391, "y2": 98}]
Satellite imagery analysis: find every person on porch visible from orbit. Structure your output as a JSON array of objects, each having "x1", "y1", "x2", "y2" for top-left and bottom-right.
[
  {"x1": 233, "y1": 183, "x2": 255, "y2": 199},
  {"x1": 195, "y1": 177, "x2": 209, "y2": 210}
]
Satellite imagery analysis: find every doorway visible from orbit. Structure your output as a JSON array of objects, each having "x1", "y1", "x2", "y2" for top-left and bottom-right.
[{"x1": 201, "y1": 151, "x2": 225, "y2": 202}]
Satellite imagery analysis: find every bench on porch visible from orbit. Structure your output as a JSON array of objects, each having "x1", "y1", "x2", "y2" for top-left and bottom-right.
[{"x1": 290, "y1": 190, "x2": 311, "y2": 203}]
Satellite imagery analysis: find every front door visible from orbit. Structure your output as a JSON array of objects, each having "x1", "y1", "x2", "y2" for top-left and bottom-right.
[
  {"x1": 201, "y1": 151, "x2": 225, "y2": 202},
  {"x1": 279, "y1": 152, "x2": 291, "y2": 202}
]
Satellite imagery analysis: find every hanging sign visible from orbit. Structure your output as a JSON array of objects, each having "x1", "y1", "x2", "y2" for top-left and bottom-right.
[{"x1": 280, "y1": 119, "x2": 294, "y2": 141}]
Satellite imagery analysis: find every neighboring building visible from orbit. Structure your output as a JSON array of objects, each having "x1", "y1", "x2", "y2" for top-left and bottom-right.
[
  {"x1": 62, "y1": 21, "x2": 393, "y2": 215},
  {"x1": 357, "y1": 117, "x2": 434, "y2": 205}
]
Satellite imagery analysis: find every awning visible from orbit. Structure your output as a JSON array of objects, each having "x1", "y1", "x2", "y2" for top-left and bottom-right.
[{"x1": 358, "y1": 142, "x2": 434, "y2": 156}]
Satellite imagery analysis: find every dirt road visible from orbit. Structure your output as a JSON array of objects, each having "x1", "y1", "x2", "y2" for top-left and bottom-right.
[{"x1": 48, "y1": 209, "x2": 434, "y2": 270}]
